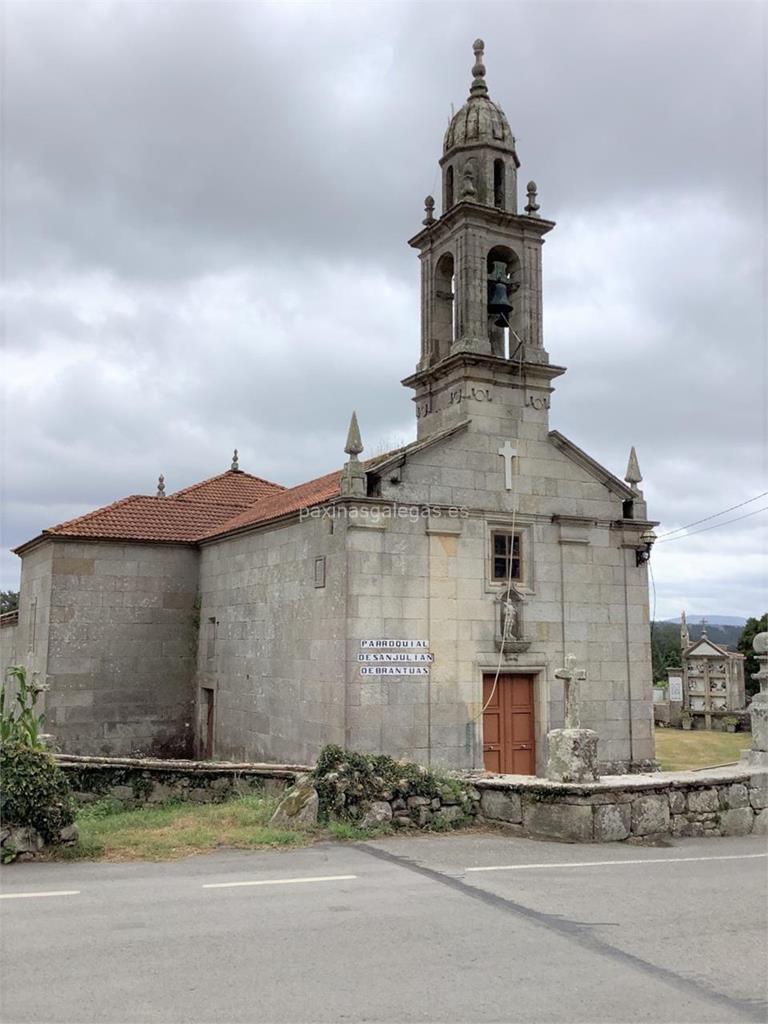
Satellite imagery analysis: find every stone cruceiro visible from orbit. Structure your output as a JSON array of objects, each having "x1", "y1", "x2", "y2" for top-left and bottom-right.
[{"x1": 546, "y1": 656, "x2": 601, "y2": 783}]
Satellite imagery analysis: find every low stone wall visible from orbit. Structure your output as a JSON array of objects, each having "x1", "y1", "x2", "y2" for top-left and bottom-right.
[
  {"x1": 56, "y1": 754, "x2": 309, "y2": 808},
  {"x1": 473, "y1": 766, "x2": 768, "y2": 842},
  {"x1": 54, "y1": 754, "x2": 768, "y2": 844},
  {"x1": 356, "y1": 790, "x2": 477, "y2": 830}
]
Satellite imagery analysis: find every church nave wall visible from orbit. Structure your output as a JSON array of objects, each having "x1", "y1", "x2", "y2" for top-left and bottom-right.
[{"x1": 197, "y1": 516, "x2": 346, "y2": 764}]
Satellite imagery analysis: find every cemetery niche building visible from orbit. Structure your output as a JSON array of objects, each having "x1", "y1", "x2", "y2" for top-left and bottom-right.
[
  {"x1": 2, "y1": 41, "x2": 658, "y2": 775},
  {"x1": 679, "y1": 613, "x2": 746, "y2": 727}
]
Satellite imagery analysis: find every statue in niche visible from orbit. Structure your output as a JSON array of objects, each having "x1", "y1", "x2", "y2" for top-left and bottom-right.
[
  {"x1": 502, "y1": 597, "x2": 517, "y2": 641},
  {"x1": 496, "y1": 586, "x2": 530, "y2": 652},
  {"x1": 460, "y1": 159, "x2": 477, "y2": 200}
]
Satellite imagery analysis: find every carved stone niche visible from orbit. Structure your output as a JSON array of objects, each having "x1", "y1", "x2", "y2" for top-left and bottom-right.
[{"x1": 494, "y1": 586, "x2": 531, "y2": 654}]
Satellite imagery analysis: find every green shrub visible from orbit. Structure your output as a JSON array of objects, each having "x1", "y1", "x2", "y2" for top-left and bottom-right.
[
  {"x1": 1, "y1": 666, "x2": 47, "y2": 749},
  {"x1": 312, "y1": 744, "x2": 470, "y2": 822},
  {"x1": 0, "y1": 743, "x2": 76, "y2": 842}
]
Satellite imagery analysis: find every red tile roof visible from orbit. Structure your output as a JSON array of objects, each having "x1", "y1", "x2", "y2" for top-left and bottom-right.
[
  {"x1": 16, "y1": 470, "x2": 287, "y2": 550},
  {"x1": 170, "y1": 470, "x2": 283, "y2": 505},
  {"x1": 42, "y1": 495, "x2": 253, "y2": 544},
  {"x1": 17, "y1": 465, "x2": 345, "y2": 550},
  {"x1": 198, "y1": 470, "x2": 343, "y2": 541}
]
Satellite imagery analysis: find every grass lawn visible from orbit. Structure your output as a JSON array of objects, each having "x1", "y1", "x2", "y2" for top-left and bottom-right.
[
  {"x1": 654, "y1": 727, "x2": 750, "y2": 772},
  {"x1": 49, "y1": 794, "x2": 389, "y2": 862},
  {"x1": 53, "y1": 794, "x2": 311, "y2": 862}
]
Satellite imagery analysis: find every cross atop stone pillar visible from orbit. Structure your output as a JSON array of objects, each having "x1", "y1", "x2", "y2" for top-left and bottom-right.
[
  {"x1": 554, "y1": 652, "x2": 586, "y2": 729},
  {"x1": 546, "y1": 654, "x2": 599, "y2": 782}
]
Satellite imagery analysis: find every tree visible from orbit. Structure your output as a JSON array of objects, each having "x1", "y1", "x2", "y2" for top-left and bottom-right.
[
  {"x1": 738, "y1": 614, "x2": 768, "y2": 697},
  {"x1": 0, "y1": 591, "x2": 19, "y2": 615},
  {"x1": 651, "y1": 622, "x2": 683, "y2": 683}
]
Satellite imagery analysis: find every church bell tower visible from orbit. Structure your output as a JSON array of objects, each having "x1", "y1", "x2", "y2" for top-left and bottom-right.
[{"x1": 403, "y1": 40, "x2": 564, "y2": 440}]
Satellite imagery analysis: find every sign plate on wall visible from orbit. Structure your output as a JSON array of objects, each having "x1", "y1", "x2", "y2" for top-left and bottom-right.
[
  {"x1": 358, "y1": 653, "x2": 434, "y2": 663},
  {"x1": 360, "y1": 666, "x2": 430, "y2": 676},
  {"x1": 358, "y1": 639, "x2": 432, "y2": 678},
  {"x1": 361, "y1": 639, "x2": 430, "y2": 649}
]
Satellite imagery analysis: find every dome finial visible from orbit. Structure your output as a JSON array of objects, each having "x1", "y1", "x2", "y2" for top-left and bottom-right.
[
  {"x1": 470, "y1": 38, "x2": 488, "y2": 97},
  {"x1": 231, "y1": 448, "x2": 240, "y2": 471},
  {"x1": 156, "y1": 474, "x2": 166, "y2": 498}
]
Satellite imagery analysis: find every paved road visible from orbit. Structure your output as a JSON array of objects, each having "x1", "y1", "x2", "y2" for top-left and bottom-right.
[{"x1": 1, "y1": 832, "x2": 766, "y2": 1023}]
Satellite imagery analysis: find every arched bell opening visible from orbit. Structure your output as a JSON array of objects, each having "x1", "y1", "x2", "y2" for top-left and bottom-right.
[
  {"x1": 486, "y1": 244, "x2": 521, "y2": 360},
  {"x1": 444, "y1": 165, "x2": 454, "y2": 213},
  {"x1": 433, "y1": 252, "x2": 455, "y2": 363}
]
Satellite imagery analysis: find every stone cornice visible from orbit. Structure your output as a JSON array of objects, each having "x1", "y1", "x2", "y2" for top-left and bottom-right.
[
  {"x1": 408, "y1": 200, "x2": 556, "y2": 249},
  {"x1": 402, "y1": 351, "x2": 566, "y2": 391}
]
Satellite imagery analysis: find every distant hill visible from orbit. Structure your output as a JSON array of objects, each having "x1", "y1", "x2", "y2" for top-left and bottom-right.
[
  {"x1": 657, "y1": 621, "x2": 743, "y2": 650},
  {"x1": 663, "y1": 615, "x2": 747, "y2": 627}
]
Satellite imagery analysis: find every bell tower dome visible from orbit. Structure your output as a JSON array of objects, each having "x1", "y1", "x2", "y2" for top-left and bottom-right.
[
  {"x1": 441, "y1": 39, "x2": 520, "y2": 214},
  {"x1": 403, "y1": 40, "x2": 564, "y2": 442}
]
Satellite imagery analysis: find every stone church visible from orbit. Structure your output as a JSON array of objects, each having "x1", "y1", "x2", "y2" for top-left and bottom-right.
[{"x1": 2, "y1": 41, "x2": 658, "y2": 774}]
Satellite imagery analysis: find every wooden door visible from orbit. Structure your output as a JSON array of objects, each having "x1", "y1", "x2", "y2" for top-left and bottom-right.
[
  {"x1": 202, "y1": 688, "x2": 215, "y2": 759},
  {"x1": 482, "y1": 674, "x2": 535, "y2": 774}
]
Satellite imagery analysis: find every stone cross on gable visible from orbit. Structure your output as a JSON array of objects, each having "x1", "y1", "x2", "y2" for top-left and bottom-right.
[{"x1": 497, "y1": 440, "x2": 517, "y2": 491}]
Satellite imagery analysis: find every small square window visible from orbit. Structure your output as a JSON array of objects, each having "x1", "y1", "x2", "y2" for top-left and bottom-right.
[
  {"x1": 314, "y1": 556, "x2": 326, "y2": 589},
  {"x1": 491, "y1": 532, "x2": 521, "y2": 582}
]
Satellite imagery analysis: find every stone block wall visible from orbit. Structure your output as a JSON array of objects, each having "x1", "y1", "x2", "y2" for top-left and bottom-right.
[
  {"x1": 12, "y1": 543, "x2": 54, "y2": 687},
  {"x1": 474, "y1": 766, "x2": 768, "y2": 842},
  {"x1": 197, "y1": 515, "x2": 347, "y2": 764},
  {"x1": 43, "y1": 540, "x2": 199, "y2": 757},
  {"x1": 0, "y1": 615, "x2": 19, "y2": 681}
]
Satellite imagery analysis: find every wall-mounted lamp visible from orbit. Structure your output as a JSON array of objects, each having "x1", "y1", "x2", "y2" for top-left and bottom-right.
[{"x1": 635, "y1": 528, "x2": 657, "y2": 567}]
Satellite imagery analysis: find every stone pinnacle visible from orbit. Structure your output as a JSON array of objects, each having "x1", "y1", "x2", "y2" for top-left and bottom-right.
[
  {"x1": 624, "y1": 446, "x2": 642, "y2": 486},
  {"x1": 344, "y1": 411, "x2": 364, "y2": 459}
]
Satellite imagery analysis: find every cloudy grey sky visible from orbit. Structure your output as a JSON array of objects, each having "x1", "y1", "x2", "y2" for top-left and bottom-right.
[{"x1": 1, "y1": 0, "x2": 766, "y2": 619}]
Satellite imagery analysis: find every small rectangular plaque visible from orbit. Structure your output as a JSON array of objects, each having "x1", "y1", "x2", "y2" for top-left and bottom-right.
[
  {"x1": 358, "y1": 652, "x2": 434, "y2": 663},
  {"x1": 360, "y1": 639, "x2": 429, "y2": 649},
  {"x1": 360, "y1": 666, "x2": 430, "y2": 677}
]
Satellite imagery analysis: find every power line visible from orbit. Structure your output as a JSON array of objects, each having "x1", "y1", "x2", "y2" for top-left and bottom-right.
[
  {"x1": 655, "y1": 504, "x2": 768, "y2": 544},
  {"x1": 656, "y1": 490, "x2": 768, "y2": 539}
]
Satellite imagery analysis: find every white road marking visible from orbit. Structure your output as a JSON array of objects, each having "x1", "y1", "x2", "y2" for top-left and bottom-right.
[
  {"x1": 466, "y1": 853, "x2": 768, "y2": 873},
  {"x1": 203, "y1": 874, "x2": 357, "y2": 889},
  {"x1": 0, "y1": 890, "x2": 81, "y2": 900}
]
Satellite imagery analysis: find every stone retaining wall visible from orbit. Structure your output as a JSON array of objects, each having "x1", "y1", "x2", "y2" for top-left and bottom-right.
[
  {"x1": 473, "y1": 766, "x2": 768, "y2": 842},
  {"x1": 54, "y1": 755, "x2": 768, "y2": 844},
  {"x1": 56, "y1": 754, "x2": 308, "y2": 808}
]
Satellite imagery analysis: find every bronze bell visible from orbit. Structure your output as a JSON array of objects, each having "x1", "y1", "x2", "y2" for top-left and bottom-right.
[{"x1": 487, "y1": 260, "x2": 513, "y2": 326}]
